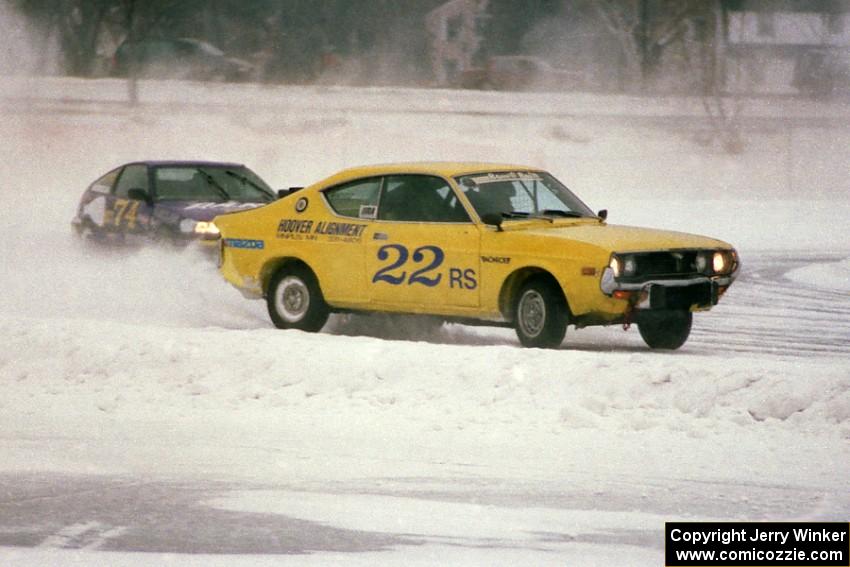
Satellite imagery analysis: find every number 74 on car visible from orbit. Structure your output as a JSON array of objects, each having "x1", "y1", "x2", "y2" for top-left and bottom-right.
[{"x1": 214, "y1": 162, "x2": 739, "y2": 349}]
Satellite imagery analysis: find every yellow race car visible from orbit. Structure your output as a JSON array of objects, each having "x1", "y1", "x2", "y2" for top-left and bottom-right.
[{"x1": 214, "y1": 162, "x2": 739, "y2": 349}]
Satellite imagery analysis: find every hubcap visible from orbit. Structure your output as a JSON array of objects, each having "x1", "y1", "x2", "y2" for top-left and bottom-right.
[
  {"x1": 275, "y1": 276, "x2": 310, "y2": 322},
  {"x1": 518, "y1": 289, "x2": 546, "y2": 338}
]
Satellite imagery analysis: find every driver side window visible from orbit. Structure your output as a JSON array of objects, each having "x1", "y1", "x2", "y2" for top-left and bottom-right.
[
  {"x1": 114, "y1": 165, "x2": 149, "y2": 199},
  {"x1": 378, "y1": 175, "x2": 469, "y2": 223}
]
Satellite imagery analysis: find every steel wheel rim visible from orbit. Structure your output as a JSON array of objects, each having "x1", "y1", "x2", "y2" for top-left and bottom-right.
[
  {"x1": 275, "y1": 276, "x2": 310, "y2": 322},
  {"x1": 518, "y1": 289, "x2": 546, "y2": 338}
]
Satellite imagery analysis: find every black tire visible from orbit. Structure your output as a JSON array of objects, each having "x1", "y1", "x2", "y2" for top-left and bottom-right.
[
  {"x1": 266, "y1": 265, "x2": 329, "y2": 332},
  {"x1": 637, "y1": 310, "x2": 692, "y2": 350},
  {"x1": 75, "y1": 220, "x2": 118, "y2": 248},
  {"x1": 513, "y1": 278, "x2": 568, "y2": 348}
]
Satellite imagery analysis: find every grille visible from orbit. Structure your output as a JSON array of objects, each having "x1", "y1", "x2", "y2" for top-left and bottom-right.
[{"x1": 623, "y1": 251, "x2": 702, "y2": 282}]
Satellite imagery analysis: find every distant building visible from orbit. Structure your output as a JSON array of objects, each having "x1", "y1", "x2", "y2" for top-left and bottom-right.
[
  {"x1": 727, "y1": 0, "x2": 850, "y2": 95},
  {"x1": 426, "y1": 0, "x2": 489, "y2": 85}
]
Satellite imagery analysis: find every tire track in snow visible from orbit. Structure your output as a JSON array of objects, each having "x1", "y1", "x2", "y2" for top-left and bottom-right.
[
  {"x1": 38, "y1": 521, "x2": 127, "y2": 550},
  {"x1": 688, "y1": 251, "x2": 850, "y2": 360}
]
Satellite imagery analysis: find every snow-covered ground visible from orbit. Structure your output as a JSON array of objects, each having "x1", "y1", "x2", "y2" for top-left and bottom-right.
[{"x1": 0, "y1": 76, "x2": 848, "y2": 566}]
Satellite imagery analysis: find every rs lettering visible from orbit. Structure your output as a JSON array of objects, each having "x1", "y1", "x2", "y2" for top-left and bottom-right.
[
  {"x1": 463, "y1": 268, "x2": 477, "y2": 290},
  {"x1": 449, "y1": 268, "x2": 477, "y2": 290}
]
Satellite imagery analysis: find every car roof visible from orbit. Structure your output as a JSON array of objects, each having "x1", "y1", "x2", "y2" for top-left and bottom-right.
[
  {"x1": 121, "y1": 160, "x2": 245, "y2": 169},
  {"x1": 314, "y1": 161, "x2": 539, "y2": 187}
]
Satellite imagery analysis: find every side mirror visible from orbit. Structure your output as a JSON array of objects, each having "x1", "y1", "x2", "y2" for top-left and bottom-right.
[
  {"x1": 480, "y1": 212, "x2": 503, "y2": 231},
  {"x1": 128, "y1": 188, "x2": 152, "y2": 205},
  {"x1": 597, "y1": 209, "x2": 608, "y2": 221},
  {"x1": 277, "y1": 187, "x2": 304, "y2": 199}
]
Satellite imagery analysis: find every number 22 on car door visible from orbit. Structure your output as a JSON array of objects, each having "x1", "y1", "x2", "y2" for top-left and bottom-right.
[{"x1": 365, "y1": 175, "x2": 479, "y2": 309}]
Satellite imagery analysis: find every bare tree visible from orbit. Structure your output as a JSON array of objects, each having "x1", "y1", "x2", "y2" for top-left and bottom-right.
[
  {"x1": 122, "y1": 0, "x2": 137, "y2": 104},
  {"x1": 591, "y1": 0, "x2": 704, "y2": 91},
  {"x1": 14, "y1": 0, "x2": 116, "y2": 75},
  {"x1": 689, "y1": 0, "x2": 745, "y2": 154}
]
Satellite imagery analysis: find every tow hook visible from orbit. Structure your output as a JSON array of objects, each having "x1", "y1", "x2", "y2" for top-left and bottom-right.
[{"x1": 622, "y1": 296, "x2": 639, "y2": 331}]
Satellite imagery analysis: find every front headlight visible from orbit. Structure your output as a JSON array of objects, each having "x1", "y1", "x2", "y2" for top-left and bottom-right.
[
  {"x1": 194, "y1": 221, "x2": 220, "y2": 237},
  {"x1": 609, "y1": 254, "x2": 636, "y2": 278},
  {"x1": 609, "y1": 255, "x2": 622, "y2": 277},
  {"x1": 712, "y1": 251, "x2": 727, "y2": 274},
  {"x1": 711, "y1": 249, "x2": 738, "y2": 275},
  {"x1": 711, "y1": 250, "x2": 738, "y2": 276},
  {"x1": 695, "y1": 250, "x2": 735, "y2": 275}
]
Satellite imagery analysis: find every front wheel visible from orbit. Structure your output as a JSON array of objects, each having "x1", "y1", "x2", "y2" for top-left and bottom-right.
[
  {"x1": 514, "y1": 279, "x2": 569, "y2": 348},
  {"x1": 637, "y1": 310, "x2": 692, "y2": 350},
  {"x1": 267, "y1": 266, "x2": 329, "y2": 332}
]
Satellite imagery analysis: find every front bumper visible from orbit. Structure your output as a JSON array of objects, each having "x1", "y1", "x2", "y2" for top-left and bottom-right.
[{"x1": 600, "y1": 267, "x2": 736, "y2": 310}]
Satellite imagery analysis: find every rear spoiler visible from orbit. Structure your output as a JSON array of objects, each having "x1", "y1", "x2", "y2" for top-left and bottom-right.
[{"x1": 276, "y1": 186, "x2": 304, "y2": 199}]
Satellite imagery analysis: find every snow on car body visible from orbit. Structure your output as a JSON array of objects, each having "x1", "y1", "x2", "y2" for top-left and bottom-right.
[
  {"x1": 214, "y1": 162, "x2": 739, "y2": 349},
  {"x1": 72, "y1": 160, "x2": 275, "y2": 247}
]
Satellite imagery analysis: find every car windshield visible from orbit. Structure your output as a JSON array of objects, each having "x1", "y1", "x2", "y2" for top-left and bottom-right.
[
  {"x1": 456, "y1": 171, "x2": 594, "y2": 220},
  {"x1": 154, "y1": 166, "x2": 274, "y2": 203}
]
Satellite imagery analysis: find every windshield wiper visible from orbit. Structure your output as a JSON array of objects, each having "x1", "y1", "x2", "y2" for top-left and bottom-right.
[
  {"x1": 500, "y1": 210, "x2": 584, "y2": 223},
  {"x1": 537, "y1": 209, "x2": 584, "y2": 218},
  {"x1": 225, "y1": 170, "x2": 274, "y2": 202},
  {"x1": 196, "y1": 168, "x2": 232, "y2": 201},
  {"x1": 499, "y1": 211, "x2": 530, "y2": 218}
]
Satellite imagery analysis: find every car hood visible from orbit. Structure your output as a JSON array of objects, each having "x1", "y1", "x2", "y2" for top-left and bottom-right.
[
  {"x1": 156, "y1": 200, "x2": 266, "y2": 222},
  {"x1": 511, "y1": 220, "x2": 732, "y2": 252}
]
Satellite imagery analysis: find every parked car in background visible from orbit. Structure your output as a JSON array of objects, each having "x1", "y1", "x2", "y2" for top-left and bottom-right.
[
  {"x1": 72, "y1": 161, "x2": 275, "y2": 248},
  {"x1": 215, "y1": 162, "x2": 739, "y2": 350},
  {"x1": 112, "y1": 38, "x2": 254, "y2": 82}
]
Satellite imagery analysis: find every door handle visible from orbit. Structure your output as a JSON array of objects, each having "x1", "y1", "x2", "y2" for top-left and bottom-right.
[{"x1": 373, "y1": 232, "x2": 389, "y2": 241}]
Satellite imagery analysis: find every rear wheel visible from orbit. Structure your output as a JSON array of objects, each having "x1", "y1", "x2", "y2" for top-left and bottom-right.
[
  {"x1": 637, "y1": 310, "x2": 692, "y2": 350},
  {"x1": 267, "y1": 266, "x2": 329, "y2": 332},
  {"x1": 514, "y1": 278, "x2": 568, "y2": 348},
  {"x1": 74, "y1": 220, "x2": 119, "y2": 247}
]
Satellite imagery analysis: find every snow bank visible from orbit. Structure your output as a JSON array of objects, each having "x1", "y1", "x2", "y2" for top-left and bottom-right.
[{"x1": 3, "y1": 314, "x2": 847, "y2": 435}]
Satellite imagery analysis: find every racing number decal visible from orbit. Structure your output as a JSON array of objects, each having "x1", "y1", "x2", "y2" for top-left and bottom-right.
[
  {"x1": 372, "y1": 244, "x2": 408, "y2": 285},
  {"x1": 409, "y1": 246, "x2": 444, "y2": 287},
  {"x1": 372, "y1": 244, "x2": 473, "y2": 289},
  {"x1": 111, "y1": 199, "x2": 140, "y2": 229}
]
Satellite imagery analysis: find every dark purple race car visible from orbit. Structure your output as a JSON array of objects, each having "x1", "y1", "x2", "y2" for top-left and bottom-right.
[{"x1": 72, "y1": 161, "x2": 275, "y2": 247}]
